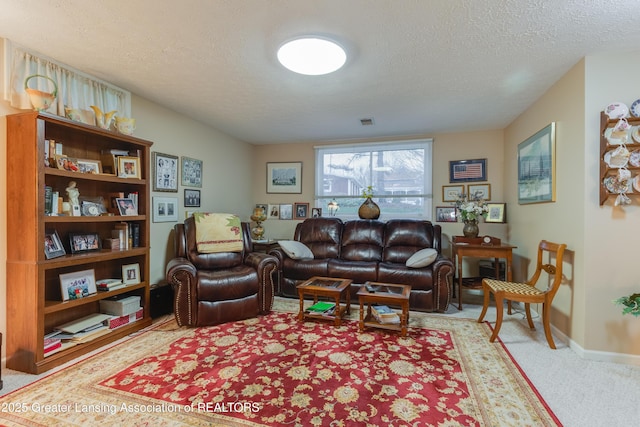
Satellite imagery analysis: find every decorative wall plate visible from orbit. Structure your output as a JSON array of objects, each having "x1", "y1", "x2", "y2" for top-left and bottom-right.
[
  {"x1": 631, "y1": 99, "x2": 640, "y2": 117},
  {"x1": 605, "y1": 102, "x2": 629, "y2": 119}
]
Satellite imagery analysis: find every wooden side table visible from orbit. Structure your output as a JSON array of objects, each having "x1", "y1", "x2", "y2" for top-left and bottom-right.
[
  {"x1": 252, "y1": 239, "x2": 280, "y2": 253},
  {"x1": 451, "y1": 236, "x2": 517, "y2": 310},
  {"x1": 357, "y1": 282, "x2": 411, "y2": 337},
  {"x1": 297, "y1": 276, "x2": 352, "y2": 326}
]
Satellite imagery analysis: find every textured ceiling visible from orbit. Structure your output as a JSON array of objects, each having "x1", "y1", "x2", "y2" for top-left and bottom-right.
[{"x1": 2, "y1": 0, "x2": 640, "y2": 144}]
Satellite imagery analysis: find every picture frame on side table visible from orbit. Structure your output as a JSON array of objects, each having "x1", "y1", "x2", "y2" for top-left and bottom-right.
[
  {"x1": 467, "y1": 183, "x2": 491, "y2": 200},
  {"x1": 279, "y1": 204, "x2": 293, "y2": 220},
  {"x1": 311, "y1": 207, "x2": 322, "y2": 218},
  {"x1": 122, "y1": 263, "x2": 141, "y2": 285},
  {"x1": 117, "y1": 156, "x2": 141, "y2": 179},
  {"x1": 153, "y1": 196, "x2": 179, "y2": 222},
  {"x1": 435, "y1": 206, "x2": 458, "y2": 222},
  {"x1": 181, "y1": 157, "x2": 203, "y2": 188},
  {"x1": 266, "y1": 162, "x2": 302, "y2": 193},
  {"x1": 485, "y1": 203, "x2": 507, "y2": 223},
  {"x1": 152, "y1": 152, "x2": 179, "y2": 192},
  {"x1": 294, "y1": 202, "x2": 309, "y2": 219},
  {"x1": 44, "y1": 230, "x2": 66, "y2": 259},
  {"x1": 449, "y1": 159, "x2": 487, "y2": 183},
  {"x1": 69, "y1": 232, "x2": 101, "y2": 254},
  {"x1": 184, "y1": 189, "x2": 201, "y2": 207},
  {"x1": 59, "y1": 269, "x2": 96, "y2": 301},
  {"x1": 518, "y1": 123, "x2": 556, "y2": 204},
  {"x1": 267, "y1": 204, "x2": 280, "y2": 220},
  {"x1": 442, "y1": 185, "x2": 464, "y2": 202}
]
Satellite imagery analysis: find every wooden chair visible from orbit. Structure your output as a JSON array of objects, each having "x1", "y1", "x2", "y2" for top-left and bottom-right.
[{"x1": 477, "y1": 240, "x2": 567, "y2": 349}]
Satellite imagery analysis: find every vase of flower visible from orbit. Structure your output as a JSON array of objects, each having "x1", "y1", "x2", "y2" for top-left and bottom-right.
[
  {"x1": 463, "y1": 220, "x2": 479, "y2": 238},
  {"x1": 358, "y1": 197, "x2": 380, "y2": 219}
]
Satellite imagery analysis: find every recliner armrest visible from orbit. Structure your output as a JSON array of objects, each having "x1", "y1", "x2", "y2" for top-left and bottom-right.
[
  {"x1": 244, "y1": 252, "x2": 279, "y2": 313},
  {"x1": 166, "y1": 257, "x2": 197, "y2": 326}
]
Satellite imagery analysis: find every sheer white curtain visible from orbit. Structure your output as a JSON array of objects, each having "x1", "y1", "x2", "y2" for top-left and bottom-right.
[{"x1": 5, "y1": 40, "x2": 131, "y2": 117}]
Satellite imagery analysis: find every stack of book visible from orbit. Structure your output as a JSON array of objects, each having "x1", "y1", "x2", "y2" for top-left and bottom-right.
[
  {"x1": 96, "y1": 278, "x2": 126, "y2": 292},
  {"x1": 371, "y1": 305, "x2": 400, "y2": 324},
  {"x1": 305, "y1": 301, "x2": 336, "y2": 316}
]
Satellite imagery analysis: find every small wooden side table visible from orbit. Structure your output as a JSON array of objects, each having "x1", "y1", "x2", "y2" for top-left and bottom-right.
[
  {"x1": 357, "y1": 282, "x2": 411, "y2": 337},
  {"x1": 451, "y1": 236, "x2": 517, "y2": 310},
  {"x1": 297, "y1": 276, "x2": 352, "y2": 326},
  {"x1": 252, "y1": 239, "x2": 280, "y2": 253}
]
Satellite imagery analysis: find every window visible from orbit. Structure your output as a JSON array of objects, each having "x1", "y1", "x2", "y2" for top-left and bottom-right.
[{"x1": 315, "y1": 139, "x2": 433, "y2": 219}]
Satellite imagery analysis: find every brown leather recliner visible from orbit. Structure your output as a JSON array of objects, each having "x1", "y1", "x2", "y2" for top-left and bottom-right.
[{"x1": 166, "y1": 216, "x2": 279, "y2": 326}]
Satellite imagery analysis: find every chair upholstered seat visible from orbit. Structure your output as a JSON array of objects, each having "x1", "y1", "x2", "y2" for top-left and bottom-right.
[{"x1": 483, "y1": 279, "x2": 545, "y2": 296}]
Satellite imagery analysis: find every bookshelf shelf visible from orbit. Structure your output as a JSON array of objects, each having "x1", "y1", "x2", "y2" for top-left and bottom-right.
[{"x1": 6, "y1": 111, "x2": 153, "y2": 374}]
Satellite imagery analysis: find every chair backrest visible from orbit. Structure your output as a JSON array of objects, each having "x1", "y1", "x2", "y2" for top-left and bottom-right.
[{"x1": 529, "y1": 240, "x2": 567, "y2": 297}]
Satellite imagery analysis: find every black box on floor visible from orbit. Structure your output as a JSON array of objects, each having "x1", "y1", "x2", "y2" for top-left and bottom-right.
[
  {"x1": 150, "y1": 281, "x2": 174, "y2": 318},
  {"x1": 479, "y1": 260, "x2": 506, "y2": 280}
]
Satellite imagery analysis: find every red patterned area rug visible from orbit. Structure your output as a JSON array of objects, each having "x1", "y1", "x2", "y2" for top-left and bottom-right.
[{"x1": 0, "y1": 300, "x2": 560, "y2": 426}]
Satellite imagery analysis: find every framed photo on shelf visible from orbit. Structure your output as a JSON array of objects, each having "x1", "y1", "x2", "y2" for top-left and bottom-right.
[
  {"x1": 267, "y1": 204, "x2": 280, "y2": 220},
  {"x1": 69, "y1": 232, "x2": 101, "y2": 254},
  {"x1": 294, "y1": 202, "x2": 309, "y2": 219},
  {"x1": 76, "y1": 158, "x2": 102, "y2": 174},
  {"x1": 153, "y1": 196, "x2": 179, "y2": 222},
  {"x1": 266, "y1": 162, "x2": 302, "y2": 193},
  {"x1": 449, "y1": 159, "x2": 487, "y2": 183},
  {"x1": 181, "y1": 157, "x2": 203, "y2": 188},
  {"x1": 467, "y1": 183, "x2": 491, "y2": 200},
  {"x1": 59, "y1": 269, "x2": 96, "y2": 301},
  {"x1": 122, "y1": 263, "x2": 141, "y2": 285},
  {"x1": 442, "y1": 185, "x2": 464, "y2": 202},
  {"x1": 518, "y1": 123, "x2": 556, "y2": 204},
  {"x1": 435, "y1": 206, "x2": 458, "y2": 222},
  {"x1": 152, "y1": 152, "x2": 179, "y2": 192},
  {"x1": 485, "y1": 203, "x2": 507, "y2": 223},
  {"x1": 184, "y1": 189, "x2": 201, "y2": 207},
  {"x1": 279, "y1": 204, "x2": 293, "y2": 220},
  {"x1": 311, "y1": 207, "x2": 322, "y2": 218},
  {"x1": 116, "y1": 197, "x2": 138, "y2": 216},
  {"x1": 117, "y1": 156, "x2": 141, "y2": 179},
  {"x1": 44, "y1": 230, "x2": 66, "y2": 259}
]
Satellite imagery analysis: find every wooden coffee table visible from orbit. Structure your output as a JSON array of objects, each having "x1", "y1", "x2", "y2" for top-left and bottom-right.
[
  {"x1": 297, "y1": 276, "x2": 352, "y2": 326},
  {"x1": 357, "y1": 282, "x2": 411, "y2": 336}
]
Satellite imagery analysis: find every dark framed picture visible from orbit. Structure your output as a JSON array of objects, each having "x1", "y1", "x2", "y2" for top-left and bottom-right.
[
  {"x1": 181, "y1": 157, "x2": 203, "y2": 188},
  {"x1": 117, "y1": 156, "x2": 141, "y2": 179},
  {"x1": 59, "y1": 269, "x2": 96, "y2": 301},
  {"x1": 485, "y1": 203, "x2": 507, "y2": 223},
  {"x1": 311, "y1": 207, "x2": 322, "y2": 218},
  {"x1": 294, "y1": 202, "x2": 309, "y2": 219},
  {"x1": 152, "y1": 152, "x2": 179, "y2": 192},
  {"x1": 518, "y1": 123, "x2": 556, "y2": 204},
  {"x1": 122, "y1": 263, "x2": 141, "y2": 285},
  {"x1": 44, "y1": 230, "x2": 66, "y2": 259},
  {"x1": 116, "y1": 197, "x2": 138, "y2": 216},
  {"x1": 184, "y1": 189, "x2": 201, "y2": 207},
  {"x1": 435, "y1": 206, "x2": 458, "y2": 222},
  {"x1": 267, "y1": 162, "x2": 302, "y2": 193},
  {"x1": 69, "y1": 233, "x2": 101, "y2": 254},
  {"x1": 449, "y1": 159, "x2": 487, "y2": 183}
]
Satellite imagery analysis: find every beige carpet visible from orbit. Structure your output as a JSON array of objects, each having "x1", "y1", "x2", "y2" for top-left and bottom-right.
[{"x1": 0, "y1": 298, "x2": 559, "y2": 426}]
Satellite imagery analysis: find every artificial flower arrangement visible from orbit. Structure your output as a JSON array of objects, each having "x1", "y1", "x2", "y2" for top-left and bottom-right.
[
  {"x1": 362, "y1": 185, "x2": 375, "y2": 198},
  {"x1": 613, "y1": 293, "x2": 640, "y2": 317},
  {"x1": 454, "y1": 192, "x2": 489, "y2": 222}
]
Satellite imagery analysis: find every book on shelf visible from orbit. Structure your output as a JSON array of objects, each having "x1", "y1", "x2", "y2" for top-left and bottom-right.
[
  {"x1": 44, "y1": 186, "x2": 53, "y2": 215},
  {"x1": 106, "y1": 308, "x2": 143, "y2": 329},
  {"x1": 54, "y1": 313, "x2": 112, "y2": 334},
  {"x1": 305, "y1": 301, "x2": 336, "y2": 313},
  {"x1": 96, "y1": 278, "x2": 125, "y2": 291},
  {"x1": 372, "y1": 305, "x2": 400, "y2": 324},
  {"x1": 43, "y1": 337, "x2": 62, "y2": 354}
]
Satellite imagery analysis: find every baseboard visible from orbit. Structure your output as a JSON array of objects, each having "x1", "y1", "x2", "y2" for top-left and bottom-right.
[{"x1": 552, "y1": 325, "x2": 640, "y2": 366}]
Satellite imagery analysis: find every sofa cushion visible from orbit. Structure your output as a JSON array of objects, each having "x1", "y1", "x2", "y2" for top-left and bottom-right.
[
  {"x1": 340, "y1": 220, "x2": 384, "y2": 261},
  {"x1": 294, "y1": 218, "x2": 342, "y2": 259},
  {"x1": 406, "y1": 248, "x2": 438, "y2": 268},
  {"x1": 383, "y1": 219, "x2": 436, "y2": 264},
  {"x1": 278, "y1": 240, "x2": 314, "y2": 260}
]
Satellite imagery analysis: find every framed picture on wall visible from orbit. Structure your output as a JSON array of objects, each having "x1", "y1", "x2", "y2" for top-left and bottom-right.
[
  {"x1": 266, "y1": 162, "x2": 302, "y2": 193},
  {"x1": 518, "y1": 123, "x2": 556, "y2": 204},
  {"x1": 435, "y1": 206, "x2": 458, "y2": 222},
  {"x1": 449, "y1": 159, "x2": 487, "y2": 183},
  {"x1": 153, "y1": 196, "x2": 179, "y2": 222},
  {"x1": 184, "y1": 189, "x2": 201, "y2": 207},
  {"x1": 442, "y1": 185, "x2": 464, "y2": 202},
  {"x1": 467, "y1": 183, "x2": 491, "y2": 200},
  {"x1": 485, "y1": 203, "x2": 507, "y2": 223},
  {"x1": 181, "y1": 156, "x2": 203, "y2": 188},
  {"x1": 152, "y1": 152, "x2": 179, "y2": 192},
  {"x1": 294, "y1": 202, "x2": 309, "y2": 219}
]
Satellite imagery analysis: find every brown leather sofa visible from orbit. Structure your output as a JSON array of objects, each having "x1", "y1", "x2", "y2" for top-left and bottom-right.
[
  {"x1": 269, "y1": 217, "x2": 454, "y2": 312},
  {"x1": 166, "y1": 217, "x2": 279, "y2": 326}
]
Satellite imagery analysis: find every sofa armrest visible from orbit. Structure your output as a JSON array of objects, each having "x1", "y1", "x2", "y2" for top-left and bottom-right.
[
  {"x1": 244, "y1": 252, "x2": 279, "y2": 313},
  {"x1": 166, "y1": 257, "x2": 197, "y2": 326},
  {"x1": 431, "y1": 255, "x2": 455, "y2": 312}
]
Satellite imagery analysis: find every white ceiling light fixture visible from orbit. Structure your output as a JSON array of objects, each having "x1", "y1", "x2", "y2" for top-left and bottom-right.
[{"x1": 277, "y1": 37, "x2": 347, "y2": 75}]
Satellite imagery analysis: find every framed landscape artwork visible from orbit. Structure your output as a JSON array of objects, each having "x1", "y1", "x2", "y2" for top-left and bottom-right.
[
  {"x1": 267, "y1": 162, "x2": 302, "y2": 193},
  {"x1": 518, "y1": 123, "x2": 556, "y2": 204}
]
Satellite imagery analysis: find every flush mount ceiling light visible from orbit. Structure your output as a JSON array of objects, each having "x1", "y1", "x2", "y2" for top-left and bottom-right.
[{"x1": 277, "y1": 37, "x2": 347, "y2": 75}]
